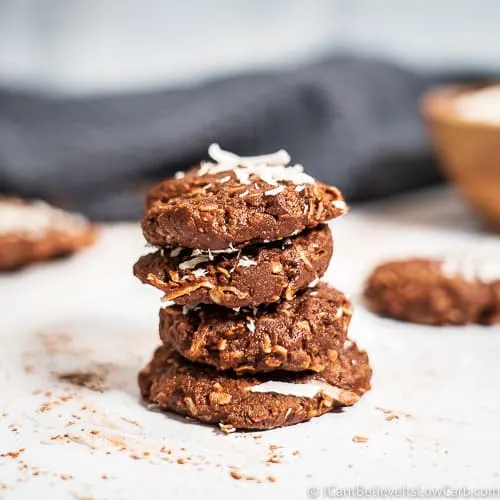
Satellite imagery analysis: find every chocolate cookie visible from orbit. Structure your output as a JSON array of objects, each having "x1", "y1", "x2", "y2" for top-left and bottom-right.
[
  {"x1": 138, "y1": 340, "x2": 371, "y2": 431},
  {"x1": 0, "y1": 198, "x2": 97, "y2": 271},
  {"x1": 364, "y1": 258, "x2": 493, "y2": 325},
  {"x1": 159, "y1": 284, "x2": 352, "y2": 373},
  {"x1": 134, "y1": 225, "x2": 333, "y2": 308},
  {"x1": 142, "y1": 144, "x2": 346, "y2": 250},
  {"x1": 485, "y1": 281, "x2": 500, "y2": 324}
]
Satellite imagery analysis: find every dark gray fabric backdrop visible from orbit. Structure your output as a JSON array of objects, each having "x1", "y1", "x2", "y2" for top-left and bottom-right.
[{"x1": 0, "y1": 56, "x2": 472, "y2": 220}]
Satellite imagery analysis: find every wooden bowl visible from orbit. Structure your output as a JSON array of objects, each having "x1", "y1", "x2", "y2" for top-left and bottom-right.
[{"x1": 422, "y1": 84, "x2": 500, "y2": 231}]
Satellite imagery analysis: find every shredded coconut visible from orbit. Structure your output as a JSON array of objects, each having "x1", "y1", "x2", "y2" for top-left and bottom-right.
[
  {"x1": 182, "y1": 304, "x2": 200, "y2": 315},
  {"x1": 170, "y1": 247, "x2": 182, "y2": 257},
  {"x1": 295, "y1": 185, "x2": 306, "y2": 192},
  {"x1": 0, "y1": 200, "x2": 88, "y2": 237},
  {"x1": 239, "y1": 190, "x2": 250, "y2": 198},
  {"x1": 198, "y1": 144, "x2": 315, "y2": 187},
  {"x1": 174, "y1": 171, "x2": 185, "y2": 179},
  {"x1": 331, "y1": 200, "x2": 347, "y2": 210},
  {"x1": 265, "y1": 186, "x2": 286, "y2": 196},
  {"x1": 246, "y1": 318, "x2": 256, "y2": 333},
  {"x1": 238, "y1": 256, "x2": 257, "y2": 268},
  {"x1": 160, "y1": 300, "x2": 176, "y2": 309},
  {"x1": 249, "y1": 380, "x2": 351, "y2": 401},
  {"x1": 308, "y1": 277, "x2": 320, "y2": 288},
  {"x1": 179, "y1": 256, "x2": 211, "y2": 270},
  {"x1": 192, "y1": 268, "x2": 208, "y2": 278}
]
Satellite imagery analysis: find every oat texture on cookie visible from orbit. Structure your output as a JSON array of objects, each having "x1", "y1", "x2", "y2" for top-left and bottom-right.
[{"x1": 134, "y1": 145, "x2": 371, "y2": 430}]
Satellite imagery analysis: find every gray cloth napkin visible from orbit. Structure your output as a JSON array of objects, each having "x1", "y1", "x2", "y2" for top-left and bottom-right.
[{"x1": 0, "y1": 57, "x2": 444, "y2": 220}]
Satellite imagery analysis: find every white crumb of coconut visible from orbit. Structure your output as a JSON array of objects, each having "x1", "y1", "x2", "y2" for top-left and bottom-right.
[
  {"x1": 208, "y1": 243, "x2": 239, "y2": 255},
  {"x1": 191, "y1": 248, "x2": 203, "y2": 256},
  {"x1": 233, "y1": 307, "x2": 241, "y2": 313},
  {"x1": 203, "y1": 183, "x2": 212, "y2": 190},
  {"x1": 332, "y1": 200, "x2": 347, "y2": 210},
  {"x1": 192, "y1": 268, "x2": 208, "y2": 278},
  {"x1": 295, "y1": 185, "x2": 305, "y2": 192},
  {"x1": 303, "y1": 204, "x2": 309, "y2": 215},
  {"x1": 265, "y1": 185, "x2": 286, "y2": 196},
  {"x1": 174, "y1": 171, "x2": 185, "y2": 179},
  {"x1": 238, "y1": 256, "x2": 257, "y2": 268},
  {"x1": 160, "y1": 300, "x2": 176, "y2": 309},
  {"x1": 246, "y1": 318, "x2": 256, "y2": 333},
  {"x1": 239, "y1": 190, "x2": 250, "y2": 198},
  {"x1": 179, "y1": 255, "x2": 211, "y2": 270},
  {"x1": 334, "y1": 308, "x2": 344, "y2": 319},
  {"x1": 344, "y1": 339, "x2": 354, "y2": 349},
  {"x1": 291, "y1": 230, "x2": 301, "y2": 237},
  {"x1": 219, "y1": 175, "x2": 232, "y2": 184},
  {"x1": 309, "y1": 291, "x2": 319, "y2": 296},
  {"x1": 308, "y1": 277, "x2": 320, "y2": 288},
  {"x1": 170, "y1": 247, "x2": 182, "y2": 258},
  {"x1": 285, "y1": 408, "x2": 293, "y2": 419}
]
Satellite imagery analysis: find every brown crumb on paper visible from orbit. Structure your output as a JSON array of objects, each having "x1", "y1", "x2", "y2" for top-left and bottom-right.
[
  {"x1": 57, "y1": 369, "x2": 109, "y2": 392},
  {"x1": 1, "y1": 448, "x2": 25, "y2": 459},
  {"x1": 352, "y1": 435, "x2": 369, "y2": 443}
]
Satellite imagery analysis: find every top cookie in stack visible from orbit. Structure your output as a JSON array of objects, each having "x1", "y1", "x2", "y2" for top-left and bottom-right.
[{"x1": 135, "y1": 144, "x2": 347, "y2": 308}]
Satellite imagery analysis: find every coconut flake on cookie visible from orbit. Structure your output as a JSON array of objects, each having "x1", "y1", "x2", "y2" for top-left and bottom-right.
[
  {"x1": 198, "y1": 144, "x2": 316, "y2": 187},
  {"x1": 248, "y1": 380, "x2": 359, "y2": 405},
  {"x1": 0, "y1": 199, "x2": 88, "y2": 237}
]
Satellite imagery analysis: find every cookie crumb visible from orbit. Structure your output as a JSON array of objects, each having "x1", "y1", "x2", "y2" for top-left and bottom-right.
[
  {"x1": 219, "y1": 423, "x2": 236, "y2": 434},
  {"x1": 1, "y1": 448, "x2": 25, "y2": 459},
  {"x1": 57, "y1": 368, "x2": 109, "y2": 392},
  {"x1": 352, "y1": 435, "x2": 369, "y2": 443}
]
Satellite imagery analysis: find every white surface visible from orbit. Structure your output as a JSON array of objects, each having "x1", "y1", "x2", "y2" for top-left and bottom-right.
[{"x1": 1, "y1": 187, "x2": 500, "y2": 499}]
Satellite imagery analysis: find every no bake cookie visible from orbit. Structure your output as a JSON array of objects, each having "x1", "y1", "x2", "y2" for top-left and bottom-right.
[
  {"x1": 134, "y1": 225, "x2": 333, "y2": 308},
  {"x1": 364, "y1": 258, "x2": 494, "y2": 325},
  {"x1": 0, "y1": 197, "x2": 97, "y2": 271},
  {"x1": 159, "y1": 284, "x2": 352, "y2": 373},
  {"x1": 138, "y1": 340, "x2": 371, "y2": 431},
  {"x1": 142, "y1": 144, "x2": 347, "y2": 250}
]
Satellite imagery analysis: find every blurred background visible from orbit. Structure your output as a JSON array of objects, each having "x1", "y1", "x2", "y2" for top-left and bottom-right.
[{"x1": 0, "y1": 0, "x2": 499, "y2": 221}]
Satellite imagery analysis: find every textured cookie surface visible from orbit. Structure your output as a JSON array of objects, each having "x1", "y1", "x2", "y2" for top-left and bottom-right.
[
  {"x1": 142, "y1": 145, "x2": 346, "y2": 250},
  {"x1": 160, "y1": 284, "x2": 352, "y2": 373},
  {"x1": 134, "y1": 225, "x2": 333, "y2": 308},
  {"x1": 138, "y1": 341, "x2": 371, "y2": 431},
  {"x1": 0, "y1": 198, "x2": 97, "y2": 271},
  {"x1": 364, "y1": 258, "x2": 494, "y2": 325}
]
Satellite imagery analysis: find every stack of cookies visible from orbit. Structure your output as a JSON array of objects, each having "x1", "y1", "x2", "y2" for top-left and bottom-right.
[{"x1": 134, "y1": 144, "x2": 372, "y2": 431}]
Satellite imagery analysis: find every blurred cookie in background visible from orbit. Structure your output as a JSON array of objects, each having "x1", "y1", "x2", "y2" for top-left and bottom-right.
[
  {"x1": 363, "y1": 258, "x2": 499, "y2": 326},
  {"x1": 0, "y1": 197, "x2": 97, "y2": 271}
]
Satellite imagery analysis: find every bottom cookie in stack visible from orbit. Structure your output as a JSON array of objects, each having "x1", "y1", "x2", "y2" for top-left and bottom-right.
[
  {"x1": 139, "y1": 284, "x2": 372, "y2": 431},
  {"x1": 139, "y1": 340, "x2": 371, "y2": 432}
]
